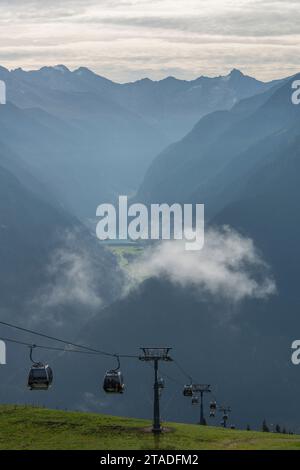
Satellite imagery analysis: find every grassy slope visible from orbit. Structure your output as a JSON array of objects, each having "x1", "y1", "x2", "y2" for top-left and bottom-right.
[{"x1": 0, "y1": 406, "x2": 300, "y2": 450}]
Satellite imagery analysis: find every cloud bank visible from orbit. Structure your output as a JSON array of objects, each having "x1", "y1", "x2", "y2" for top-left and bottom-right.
[
  {"x1": 128, "y1": 226, "x2": 276, "y2": 303},
  {"x1": 1, "y1": 0, "x2": 300, "y2": 80}
]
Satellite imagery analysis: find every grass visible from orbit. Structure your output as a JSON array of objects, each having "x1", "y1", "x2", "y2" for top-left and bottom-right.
[
  {"x1": 0, "y1": 405, "x2": 300, "y2": 450},
  {"x1": 107, "y1": 245, "x2": 144, "y2": 269}
]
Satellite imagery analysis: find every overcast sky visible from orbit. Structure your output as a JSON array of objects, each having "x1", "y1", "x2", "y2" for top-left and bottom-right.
[{"x1": 0, "y1": 0, "x2": 299, "y2": 82}]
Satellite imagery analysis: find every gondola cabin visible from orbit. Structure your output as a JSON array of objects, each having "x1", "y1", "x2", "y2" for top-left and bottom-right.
[
  {"x1": 103, "y1": 370, "x2": 124, "y2": 394},
  {"x1": 28, "y1": 363, "x2": 53, "y2": 391},
  {"x1": 191, "y1": 395, "x2": 199, "y2": 405},
  {"x1": 183, "y1": 384, "x2": 193, "y2": 397},
  {"x1": 209, "y1": 400, "x2": 217, "y2": 417},
  {"x1": 158, "y1": 378, "x2": 165, "y2": 389}
]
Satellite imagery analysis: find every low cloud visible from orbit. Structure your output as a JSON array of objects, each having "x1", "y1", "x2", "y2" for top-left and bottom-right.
[
  {"x1": 29, "y1": 231, "x2": 104, "y2": 329},
  {"x1": 128, "y1": 226, "x2": 276, "y2": 303},
  {"x1": 40, "y1": 246, "x2": 103, "y2": 309}
]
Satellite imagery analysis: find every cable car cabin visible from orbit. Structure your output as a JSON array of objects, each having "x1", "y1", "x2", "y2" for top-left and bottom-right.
[
  {"x1": 103, "y1": 370, "x2": 124, "y2": 394},
  {"x1": 28, "y1": 363, "x2": 53, "y2": 391},
  {"x1": 191, "y1": 396, "x2": 199, "y2": 405},
  {"x1": 183, "y1": 385, "x2": 193, "y2": 397},
  {"x1": 210, "y1": 400, "x2": 217, "y2": 410},
  {"x1": 158, "y1": 378, "x2": 165, "y2": 389},
  {"x1": 209, "y1": 400, "x2": 217, "y2": 417}
]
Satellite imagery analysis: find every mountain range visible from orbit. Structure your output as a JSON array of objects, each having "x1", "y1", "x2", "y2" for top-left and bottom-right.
[{"x1": 0, "y1": 66, "x2": 281, "y2": 220}]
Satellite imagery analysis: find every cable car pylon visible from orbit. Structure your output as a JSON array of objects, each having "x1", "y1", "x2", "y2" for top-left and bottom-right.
[
  {"x1": 191, "y1": 384, "x2": 211, "y2": 425},
  {"x1": 219, "y1": 406, "x2": 232, "y2": 428},
  {"x1": 139, "y1": 348, "x2": 173, "y2": 434}
]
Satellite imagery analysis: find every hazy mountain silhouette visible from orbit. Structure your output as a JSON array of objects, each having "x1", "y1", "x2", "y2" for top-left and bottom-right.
[
  {"x1": 0, "y1": 65, "x2": 280, "y2": 221},
  {"x1": 137, "y1": 75, "x2": 295, "y2": 214},
  {"x1": 1, "y1": 66, "x2": 277, "y2": 140}
]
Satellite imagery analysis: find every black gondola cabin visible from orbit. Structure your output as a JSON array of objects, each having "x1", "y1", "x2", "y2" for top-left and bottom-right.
[
  {"x1": 28, "y1": 363, "x2": 53, "y2": 391},
  {"x1": 103, "y1": 370, "x2": 124, "y2": 393}
]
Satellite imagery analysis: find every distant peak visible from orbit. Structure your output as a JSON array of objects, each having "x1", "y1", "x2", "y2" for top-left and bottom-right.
[
  {"x1": 132, "y1": 77, "x2": 153, "y2": 86},
  {"x1": 229, "y1": 68, "x2": 244, "y2": 78},
  {"x1": 74, "y1": 67, "x2": 114, "y2": 84},
  {"x1": 74, "y1": 66, "x2": 93, "y2": 75},
  {"x1": 39, "y1": 65, "x2": 70, "y2": 74},
  {"x1": 53, "y1": 65, "x2": 70, "y2": 73},
  {"x1": 162, "y1": 76, "x2": 177, "y2": 81}
]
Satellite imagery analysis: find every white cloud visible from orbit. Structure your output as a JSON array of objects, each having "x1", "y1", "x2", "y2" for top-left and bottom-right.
[
  {"x1": 128, "y1": 226, "x2": 276, "y2": 303},
  {"x1": 29, "y1": 231, "x2": 104, "y2": 326},
  {"x1": 0, "y1": 0, "x2": 300, "y2": 80},
  {"x1": 40, "y1": 247, "x2": 103, "y2": 309}
]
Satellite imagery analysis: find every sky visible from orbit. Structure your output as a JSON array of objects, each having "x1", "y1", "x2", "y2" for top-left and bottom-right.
[{"x1": 0, "y1": 0, "x2": 300, "y2": 82}]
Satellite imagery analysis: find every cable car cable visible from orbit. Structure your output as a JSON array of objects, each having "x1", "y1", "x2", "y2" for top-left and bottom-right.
[
  {"x1": 159, "y1": 364, "x2": 184, "y2": 387},
  {"x1": 0, "y1": 337, "x2": 111, "y2": 355},
  {"x1": 0, "y1": 319, "x2": 139, "y2": 359},
  {"x1": 173, "y1": 359, "x2": 193, "y2": 383}
]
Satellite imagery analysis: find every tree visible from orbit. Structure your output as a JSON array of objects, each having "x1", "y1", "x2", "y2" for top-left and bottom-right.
[
  {"x1": 262, "y1": 420, "x2": 270, "y2": 432},
  {"x1": 282, "y1": 427, "x2": 287, "y2": 434},
  {"x1": 246, "y1": 424, "x2": 251, "y2": 431}
]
